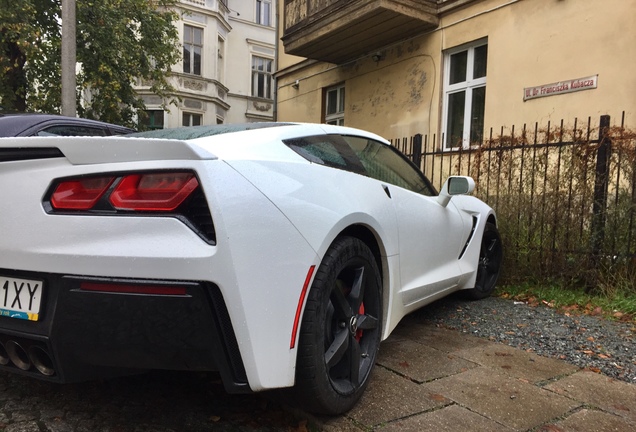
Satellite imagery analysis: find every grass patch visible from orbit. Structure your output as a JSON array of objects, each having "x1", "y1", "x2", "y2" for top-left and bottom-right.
[{"x1": 496, "y1": 282, "x2": 636, "y2": 323}]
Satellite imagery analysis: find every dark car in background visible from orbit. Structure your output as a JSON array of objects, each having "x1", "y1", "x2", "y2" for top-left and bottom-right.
[{"x1": 0, "y1": 113, "x2": 134, "y2": 137}]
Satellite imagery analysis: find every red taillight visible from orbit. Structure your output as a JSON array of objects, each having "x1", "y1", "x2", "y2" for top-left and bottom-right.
[
  {"x1": 49, "y1": 172, "x2": 199, "y2": 212},
  {"x1": 109, "y1": 173, "x2": 199, "y2": 211},
  {"x1": 80, "y1": 281, "x2": 187, "y2": 296},
  {"x1": 51, "y1": 177, "x2": 115, "y2": 210}
]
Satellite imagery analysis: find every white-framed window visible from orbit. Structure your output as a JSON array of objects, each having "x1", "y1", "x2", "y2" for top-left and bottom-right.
[
  {"x1": 442, "y1": 39, "x2": 487, "y2": 149},
  {"x1": 325, "y1": 84, "x2": 345, "y2": 126},
  {"x1": 182, "y1": 112, "x2": 202, "y2": 126},
  {"x1": 256, "y1": 0, "x2": 272, "y2": 26},
  {"x1": 251, "y1": 56, "x2": 273, "y2": 99},
  {"x1": 183, "y1": 24, "x2": 203, "y2": 75},
  {"x1": 217, "y1": 35, "x2": 225, "y2": 82}
]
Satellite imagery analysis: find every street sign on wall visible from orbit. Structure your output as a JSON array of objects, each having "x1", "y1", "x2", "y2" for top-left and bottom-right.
[{"x1": 524, "y1": 75, "x2": 598, "y2": 101}]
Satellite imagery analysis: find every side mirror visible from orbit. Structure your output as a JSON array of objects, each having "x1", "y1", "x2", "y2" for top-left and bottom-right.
[{"x1": 437, "y1": 176, "x2": 475, "y2": 207}]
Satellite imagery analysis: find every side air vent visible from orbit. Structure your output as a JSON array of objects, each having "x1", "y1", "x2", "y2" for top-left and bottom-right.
[
  {"x1": 458, "y1": 216, "x2": 478, "y2": 260},
  {"x1": 0, "y1": 148, "x2": 64, "y2": 162},
  {"x1": 206, "y1": 284, "x2": 248, "y2": 385},
  {"x1": 181, "y1": 188, "x2": 216, "y2": 245}
]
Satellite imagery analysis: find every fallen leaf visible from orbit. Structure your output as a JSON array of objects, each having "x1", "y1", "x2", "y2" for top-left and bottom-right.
[
  {"x1": 429, "y1": 393, "x2": 447, "y2": 402},
  {"x1": 613, "y1": 404, "x2": 630, "y2": 412},
  {"x1": 539, "y1": 425, "x2": 564, "y2": 432},
  {"x1": 495, "y1": 352, "x2": 513, "y2": 357},
  {"x1": 295, "y1": 420, "x2": 309, "y2": 432},
  {"x1": 587, "y1": 336, "x2": 595, "y2": 342},
  {"x1": 209, "y1": 416, "x2": 221, "y2": 422},
  {"x1": 399, "y1": 361, "x2": 410, "y2": 368},
  {"x1": 598, "y1": 353, "x2": 611, "y2": 359},
  {"x1": 586, "y1": 367, "x2": 602, "y2": 373}
]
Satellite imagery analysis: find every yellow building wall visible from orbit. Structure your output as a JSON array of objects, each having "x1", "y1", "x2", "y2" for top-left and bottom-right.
[{"x1": 276, "y1": 0, "x2": 636, "y2": 142}]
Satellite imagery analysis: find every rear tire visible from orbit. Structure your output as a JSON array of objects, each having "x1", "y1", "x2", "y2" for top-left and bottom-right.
[
  {"x1": 465, "y1": 222, "x2": 503, "y2": 300},
  {"x1": 293, "y1": 236, "x2": 382, "y2": 415}
]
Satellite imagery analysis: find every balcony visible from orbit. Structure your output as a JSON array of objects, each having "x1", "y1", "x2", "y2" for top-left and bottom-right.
[{"x1": 282, "y1": 0, "x2": 439, "y2": 64}]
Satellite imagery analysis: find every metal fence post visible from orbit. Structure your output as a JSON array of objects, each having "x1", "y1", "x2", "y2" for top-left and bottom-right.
[
  {"x1": 591, "y1": 115, "x2": 612, "y2": 261},
  {"x1": 412, "y1": 134, "x2": 422, "y2": 169}
]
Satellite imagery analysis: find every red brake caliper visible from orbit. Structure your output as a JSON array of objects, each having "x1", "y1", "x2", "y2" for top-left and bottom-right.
[{"x1": 355, "y1": 303, "x2": 365, "y2": 341}]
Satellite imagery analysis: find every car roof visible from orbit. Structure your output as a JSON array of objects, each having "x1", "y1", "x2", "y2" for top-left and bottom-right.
[
  {"x1": 130, "y1": 122, "x2": 296, "y2": 140},
  {"x1": 0, "y1": 113, "x2": 134, "y2": 137},
  {"x1": 130, "y1": 122, "x2": 390, "y2": 145}
]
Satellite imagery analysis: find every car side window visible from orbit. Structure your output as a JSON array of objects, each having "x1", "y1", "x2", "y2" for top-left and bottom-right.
[
  {"x1": 284, "y1": 136, "x2": 366, "y2": 175},
  {"x1": 342, "y1": 136, "x2": 435, "y2": 196},
  {"x1": 38, "y1": 125, "x2": 109, "y2": 137}
]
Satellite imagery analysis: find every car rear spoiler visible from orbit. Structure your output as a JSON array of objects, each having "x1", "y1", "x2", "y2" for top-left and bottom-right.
[{"x1": 0, "y1": 136, "x2": 217, "y2": 165}]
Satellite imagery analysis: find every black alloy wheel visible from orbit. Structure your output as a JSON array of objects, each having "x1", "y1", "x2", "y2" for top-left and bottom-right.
[
  {"x1": 293, "y1": 236, "x2": 382, "y2": 415},
  {"x1": 466, "y1": 222, "x2": 503, "y2": 300}
]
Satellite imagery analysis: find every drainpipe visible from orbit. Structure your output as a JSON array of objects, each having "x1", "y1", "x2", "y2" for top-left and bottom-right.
[{"x1": 273, "y1": 0, "x2": 279, "y2": 121}]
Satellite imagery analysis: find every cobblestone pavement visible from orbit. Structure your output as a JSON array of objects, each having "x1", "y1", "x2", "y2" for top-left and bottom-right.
[{"x1": 0, "y1": 371, "x2": 307, "y2": 432}]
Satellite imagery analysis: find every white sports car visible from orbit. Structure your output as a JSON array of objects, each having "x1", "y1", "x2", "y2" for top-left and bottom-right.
[{"x1": 0, "y1": 123, "x2": 501, "y2": 414}]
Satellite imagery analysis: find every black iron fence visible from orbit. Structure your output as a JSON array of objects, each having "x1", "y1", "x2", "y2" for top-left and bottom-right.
[{"x1": 390, "y1": 113, "x2": 635, "y2": 287}]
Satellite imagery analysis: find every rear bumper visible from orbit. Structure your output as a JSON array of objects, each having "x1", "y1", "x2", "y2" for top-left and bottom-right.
[{"x1": 0, "y1": 269, "x2": 249, "y2": 393}]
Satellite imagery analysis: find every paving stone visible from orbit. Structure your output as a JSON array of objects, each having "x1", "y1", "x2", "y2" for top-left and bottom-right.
[
  {"x1": 39, "y1": 409, "x2": 66, "y2": 420},
  {"x1": 10, "y1": 411, "x2": 38, "y2": 423},
  {"x1": 454, "y1": 342, "x2": 579, "y2": 383},
  {"x1": 43, "y1": 419, "x2": 75, "y2": 432},
  {"x1": 390, "y1": 321, "x2": 491, "y2": 353},
  {"x1": 5, "y1": 421, "x2": 40, "y2": 432},
  {"x1": 544, "y1": 370, "x2": 636, "y2": 421},
  {"x1": 378, "y1": 337, "x2": 478, "y2": 382},
  {"x1": 539, "y1": 408, "x2": 636, "y2": 432},
  {"x1": 318, "y1": 416, "x2": 366, "y2": 432},
  {"x1": 1, "y1": 316, "x2": 636, "y2": 432},
  {"x1": 379, "y1": 404, "x2": 514, "y2": 431},
  {"x1": 424, "y1": 367, "x2": 580, "y2": 431},
  {"x1": 347, "y1": 366, "x2": 450, "y2": 427}
]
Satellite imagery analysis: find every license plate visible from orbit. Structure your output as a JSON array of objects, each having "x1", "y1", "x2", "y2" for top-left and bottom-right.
[{"x1": 0, "y1": 276, "x2": 42, "y2": 321}]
